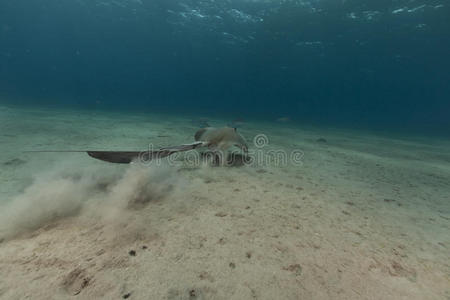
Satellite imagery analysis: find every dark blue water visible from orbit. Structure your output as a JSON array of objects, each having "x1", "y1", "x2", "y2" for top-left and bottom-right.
[{"x1": 0, "y1": 0, "x2": 449, "y2": 134}]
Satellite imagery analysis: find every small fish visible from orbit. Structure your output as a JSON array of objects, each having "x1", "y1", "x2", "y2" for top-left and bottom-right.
[{"x1": 276, "y1": 117, "x2": 291, "y2": 122}]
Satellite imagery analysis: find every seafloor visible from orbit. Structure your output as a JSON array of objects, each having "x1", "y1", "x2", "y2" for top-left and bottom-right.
[{"x1": 0, "y1": 105, "x2": 449, "y2": 299}]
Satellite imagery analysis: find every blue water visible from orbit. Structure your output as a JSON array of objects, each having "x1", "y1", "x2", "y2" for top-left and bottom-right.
[{"x1": 0, "y1": 0, "x2": 449, "y2": 134}]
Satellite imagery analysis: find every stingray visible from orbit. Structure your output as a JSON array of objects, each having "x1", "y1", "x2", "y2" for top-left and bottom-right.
[
  {"x1": 193, "y1": 127, "x2": 249, "y2": 166},
  {"x1": 194, "y1": 127, "x2": 248, "y2": 153},
  {"x1": 28, "y1": 127, "x2": 248, "y2": 164}
]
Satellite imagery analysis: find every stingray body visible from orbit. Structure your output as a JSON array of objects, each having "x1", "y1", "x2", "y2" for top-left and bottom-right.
[
  {"x1": 194, "y1": 127, "x2": 248, "y2": 153},
  {"x1": 51, "y1": 127, "x2": 248, "y2": 164},
  {"x1": 194, "y1": 127, "x2": 249, "y2": 166},
  {"x1": 28, "y1": 127, "x2": 248, "y2": 164}
]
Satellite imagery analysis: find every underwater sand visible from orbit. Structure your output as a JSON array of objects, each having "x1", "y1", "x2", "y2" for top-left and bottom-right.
[{"x1": 0, "y1": 105, "x2": 449, "y2": 299}]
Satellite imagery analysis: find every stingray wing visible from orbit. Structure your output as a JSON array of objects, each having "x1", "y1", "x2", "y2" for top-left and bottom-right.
[
  {"x1": 87, "y1": 142, "x2": 205, "y2": 164},
  {"x1": 87, "y1": 151, "x2": 147, "y2": 164}
]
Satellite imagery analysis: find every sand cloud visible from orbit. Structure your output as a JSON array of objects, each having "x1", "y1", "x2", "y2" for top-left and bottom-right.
[{"x1": 0, "y1": 162, "x2": 182, "y2": 241}]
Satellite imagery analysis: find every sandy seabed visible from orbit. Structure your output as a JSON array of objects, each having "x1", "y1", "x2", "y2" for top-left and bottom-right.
[{"x1": 0, "y1": 105, "x2": 449, "y2": 300}]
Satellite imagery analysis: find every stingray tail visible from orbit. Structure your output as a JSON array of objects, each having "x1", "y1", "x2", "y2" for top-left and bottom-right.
[
  {"x1": 87, "y1": 142, "x2": 206, "y2": 164},
  {"x1": 26, "y1": 142, "x2": 206, "y2": 164}
]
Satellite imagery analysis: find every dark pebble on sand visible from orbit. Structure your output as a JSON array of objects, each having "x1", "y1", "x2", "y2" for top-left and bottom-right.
[
  {"x1": 129, "y1": 250, "x2": 136, "y2": 256},
  {"x1": 189, "y1": 289, "x2": 197, "y2": 297},
  {"x1": 123, "y1": 292, "x2": 131, "y2": 299},
  {"x1": 283, "y1": 264, "x2": 303, "y2": 276},
  {"x1": 229, "y1": 262, "x2": 236, "y2": 269},
  {"x1": 142, "y1": 245, "x2": 148, "y2": 250}
]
